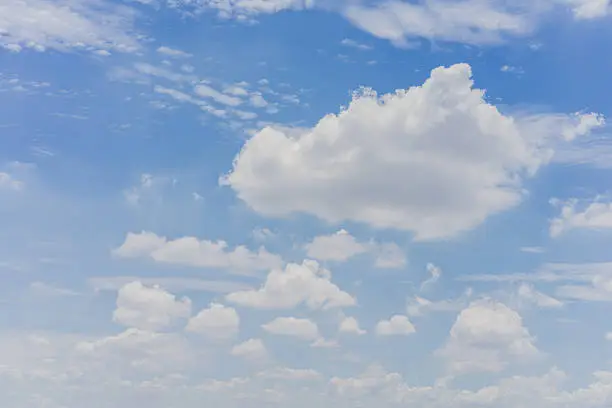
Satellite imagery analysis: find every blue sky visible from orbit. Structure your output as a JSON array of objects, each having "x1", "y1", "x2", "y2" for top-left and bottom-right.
[{"x1": 2, "y1": 0, "x2": 612, "y2": 406}]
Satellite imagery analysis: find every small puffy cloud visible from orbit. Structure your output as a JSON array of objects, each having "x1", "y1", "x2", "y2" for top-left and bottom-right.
[
  {"x1": 157, "y1": 46, "x2": 192, "y2": 58},
  {"x1": 375, "y1": 315, "x2": 415, "y2": 336},
  {"x1": 0, "y1": 0, "x2": 140, "y2": 53},
  {"x1": 305, "y1": 230, "x2": 406, "y2": 268},
  {"x1": 250, "y1": 93, "x2": 269, "y2": 108},
  {"x1": 231, "y1": 338, "x2": 267, "y2": 360},
  {"x1": 113, "y1": 231, "x2": 283, "y2": 275},
  {"x1": 113, "y1": 281, "x2": 192, "y2": 331},
  {"x1": 222, "y1": 63, "x2": 602, "y2": 241},
  {"x1": 438, "y1": 299, "x2": 539, "y2": 374},
  {"x1": 339, "y1": 316, "x2": 366, "y2": 335},
  {"x1": 262, "y1": 317, "x2": 319, "y2": 341},
  {"x1": 305, "y1": 229, "x2": 367, "y2": 261},
  {"x1": 550, "y1": 197, "x2": 612, "y2": 237},
  {"x1": 226, "y1": 260, "x2": 356, "y2": 310},
  {"x1": 186, "y1": 303, "x2": 240, "y2": 340}
]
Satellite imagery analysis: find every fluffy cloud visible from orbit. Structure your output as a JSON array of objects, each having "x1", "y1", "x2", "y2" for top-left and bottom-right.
[
  {"x1": 262, "y1": 317, "x2": 319, "y2": 340},
  {"x1": 222, "y1": 63, "x2": 602, "y2": 241},
  {"x1": 231, "y1": 338, "x2": 267, "y2": 360},
  {"x1": 339, "y1": 316, "x2": 366, "y2": 335},
  {"x1": 112, "y1": 282, "x2": 192, "y2": 331},
  {"x1": 113, "y1": 231, "x2": 283, "y2": 275},
  {"x1": 375, "y1": 315, "x2": 415, "y2": 336},
  {"x1": 304, "y1": 229, "x2": 406, "y2": 267},
  {"x1": 186, "y1": 303, "x2": 240, "y2": 340},
  {"x1": 0, "y1": 0, "x2": 139, "y2": 53},
  {"x1": 438, "y1": 299, "x2": 539, "y2": 374},
  {"x1": 550, "y1": 198, "x2": 612, "y2": 237},
  {"x1": 225, "y1": 260, "x2": 356, "y2": 310}
]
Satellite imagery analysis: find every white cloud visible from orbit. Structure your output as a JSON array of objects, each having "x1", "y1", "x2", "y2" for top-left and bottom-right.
[
  {"x1": 262, "y1": 317, "x2": 319, "y2": 340},
  {"x1": 406, "y1": 292, "x2": 470, "y2": 317},
  {"x1": 194, "y1": 84, "x2": 243, "y2": 106},
  {"x1": 133, "y1": 63, "x2": 198, "y2": 83},
  {"x1": 76, "y1": 328, "x2": 194, "y2": 374},
  {"x1": 550, "y1": 197, "x2": 612, "y2": 237},
  {"x1": 0, "y1": 172, "x2": 23, "y2": 190},
  {"x1": 311, "y1": 337, "x2": 339, "y2": 348},
  {"x1": 113, "y1": 281, "x2": 192, "y2": 331},
  {"x1": 113, "y1": 231, "x2": 283, "y2": 275},
  {"x1": 342, "y1": 0, "x2": 530, "y2": 47},
  {"x1": 250, "y1": 93, "x2": 269, "y2": 108},
  {"x1": 304, "y1": 230, "x2": 407, "y2": 268},
  {"x1": 305, "y1": 230, "x2": 406, "y2": 267},
  {"x1": 420, "y1": 263, "x2": 442, "y2": 291},
  {"x1": 339, "y1": 316, "x2": 366, "y2": 335},
  {"x1": 0, "y1": 0, "x2": 139, "y2": 53},
  {"x1": 375, "y1": 315, "x2": 415, "y2": 336},
  {"x1": 340, "y1": 38, "x2": 372, "y2": 50},
  {"x1": 184, "y1": 0, "x2": 313, "y2": 19},
  {"x1": 222, "y1": 63, "x2": 602, "y2": 241},
  {"x1": 186, "y1": 303, "x2": 240, "y2": 340},
  {"x1": 330, "y1": 364, "x2": 403, "y2": 398},
  {"x1": 225, "y1": 260, "x2": 356, "y2": 310},
  {"x1": 521, "y1": 246, "x2": 545, "y2": 253},
  {"x1": 231, "y1": 338, "x2": 267, "y2": 360},
  {"x1": 157, "y1": 45, "x2": 193, "y2": 58},
  {"x1": 517, "y1": 283, "x2": 564, "y2": 308},
  {"x1": 304, "y1": 229, "x2": 368, "y2": 261},
  {"x1": 256, "y1": 367, "x2": 321, "y2": 381},
  {"x1": 89, "y1": 276, "x2": 250, "y2": 294},
  {"x1": 569, "y1": 0, "x2": 611, "y2": 19},
  {"x1": 438, "y1": 299, "x2": 539, "y2": 374}
]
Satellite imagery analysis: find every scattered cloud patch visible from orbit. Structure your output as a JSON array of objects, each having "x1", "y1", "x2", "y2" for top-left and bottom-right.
[
  {"x1": 550, "y1": 197, "x2": 612, "y2": 237},
  {"x1": 113, "y1": 231, "x2": 283, "y2": 275},
  {"x1": 226, "y1": 260, "x2": 356, "y2": 310},
  {"x1": 113, "y1": 281, "x2": 192, "y2": 331},
  {"x1": 375, "y1": 315, "x2": 415, "y2": 336},
  {"x1": 186, "y1": 303, "x2": 240, "y2": 340},
  {"x1": 438, "y1": 299, "x2": 539, "y2": 374}
]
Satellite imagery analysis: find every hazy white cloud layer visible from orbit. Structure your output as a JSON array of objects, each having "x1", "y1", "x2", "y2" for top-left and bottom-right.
[{"x1": 2, "y1": 1, "x2": 612, "y2": 407}]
